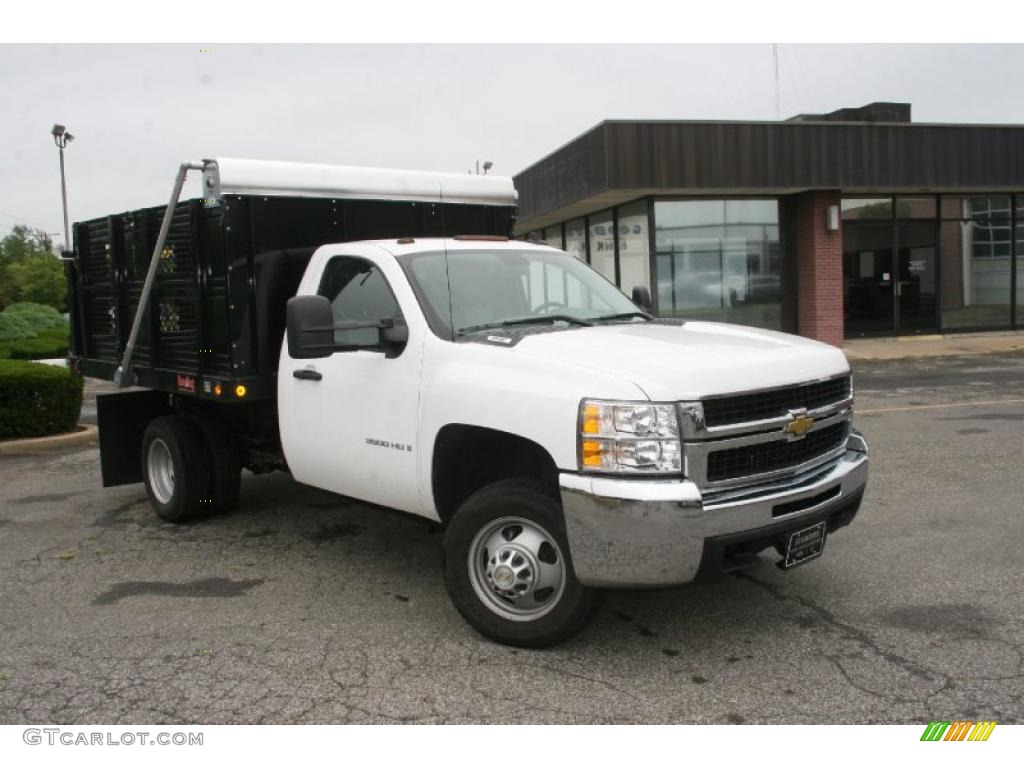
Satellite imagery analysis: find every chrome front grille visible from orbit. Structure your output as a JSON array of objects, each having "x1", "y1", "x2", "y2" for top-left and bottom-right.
[
  {"x1": 702, "y1": 376, "x2": 851, "y2": 427},
  {"x1": 681, "y1": 374, "x2": 854, "y2": 490},
  {"x1": 706, "y1": 421, "x2": 848, "y2": 482}
]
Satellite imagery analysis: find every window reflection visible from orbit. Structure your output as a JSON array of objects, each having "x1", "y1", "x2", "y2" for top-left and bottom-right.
[
  {"x1": 841, "y1": 198, "x2": 892, "y2": 220},
  {"x1": 617, "y1": 201, "x2": 649, "y2": 296},
  {"x1": 564, "y1": 219, "x2": 586, "y2": 261},
  {"x1": 941, "y1": 195, "x2": 1011, "y2": 220},
  {"x1": 544, "y1": 224, "x2": 563, "y2": 250},
  {"x1": 894, "y1": 197, "x2": 937, "y2": 219},
  {"x1": 1018, "y1": 220, "x2": 1024, "y2": 321},
  {"x1": 653, "y1": 200, "x2": 781, "y2": 329},
  {"x1": 588, "y1": 211, "x2": 616, "y2": 283},
  {"x1": 939, "y1": 196, "x2": 1013, "y2": 329}
]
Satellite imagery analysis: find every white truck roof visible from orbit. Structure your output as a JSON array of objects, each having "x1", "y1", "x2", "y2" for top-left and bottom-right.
[{"x1": 202, "y1": 157, "x2": 517, "y2": 207}]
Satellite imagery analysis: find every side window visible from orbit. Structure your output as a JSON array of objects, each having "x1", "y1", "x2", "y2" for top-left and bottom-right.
[{"x1": 317, "y1": 256, "x2": 401, "y2": 348}]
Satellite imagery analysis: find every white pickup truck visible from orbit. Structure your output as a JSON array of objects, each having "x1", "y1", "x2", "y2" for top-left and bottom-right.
[{"x1": 72, "y1": 160, "x2": 868, "y2": 647}]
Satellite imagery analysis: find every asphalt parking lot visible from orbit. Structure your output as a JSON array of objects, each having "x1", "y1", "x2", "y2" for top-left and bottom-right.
[{"x1": 1, "y1": 352, "x2": 1022, "y2": 724}]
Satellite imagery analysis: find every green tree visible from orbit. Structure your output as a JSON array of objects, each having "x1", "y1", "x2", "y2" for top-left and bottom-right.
[{"x1": 0, "y1": 226, "x2": 66, "y2": 312}]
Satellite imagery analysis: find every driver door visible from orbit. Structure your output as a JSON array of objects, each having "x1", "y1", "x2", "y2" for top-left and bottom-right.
[{"x1": 279, "y1": 252, "x2": 422, "y2": 515}]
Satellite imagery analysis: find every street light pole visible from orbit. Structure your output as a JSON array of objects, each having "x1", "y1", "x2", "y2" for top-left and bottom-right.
[{"x1": 51, "y1": 124, "x2": 74, "y2": 256}]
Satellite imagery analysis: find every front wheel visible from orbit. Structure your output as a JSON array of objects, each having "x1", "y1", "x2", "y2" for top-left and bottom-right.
[{"x1": 443, "y1": 479, "x2": 597, "y2": 648}]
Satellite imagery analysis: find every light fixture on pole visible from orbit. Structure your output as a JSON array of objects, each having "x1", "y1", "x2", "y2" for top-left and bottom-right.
[
  {"x1": 51, "y1": 123, "x2": 75, "y2": 258},
  {"x1": 482, "y1": 161, "x2": 493, "y2": 175}
]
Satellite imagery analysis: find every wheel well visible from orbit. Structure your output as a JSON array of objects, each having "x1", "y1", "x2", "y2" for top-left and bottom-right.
[
  {"x1": 432, "y1": 424, "x2": 559, "y2": 523},
  {"x1": 171, "y1": 396, "x2": 284, "y2": 473}
]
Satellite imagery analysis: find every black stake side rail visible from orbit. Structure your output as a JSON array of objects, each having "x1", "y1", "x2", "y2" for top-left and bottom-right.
[{"x1": 68, "y1": 194, "x2": 517, "y2": 403}]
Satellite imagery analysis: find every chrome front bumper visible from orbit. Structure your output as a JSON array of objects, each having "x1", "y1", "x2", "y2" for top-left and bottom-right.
[{"x1": 559, "y1": 436, "x2": 869, "y2": 588}]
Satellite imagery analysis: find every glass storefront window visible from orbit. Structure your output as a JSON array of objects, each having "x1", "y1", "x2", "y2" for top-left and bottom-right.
[
  {"x1": 894, "y1": 196, "x2": 937, "y2": 219},
  {"x1": 940, "y1": 220, "x2": 1012, "y2": 330},
  {"x1": 842, "y1": 198, "x2": 892, "y2": 220},
  {"x1": 653, "y1": 199, "x2": 781, "y2": 329},
  {"x1": 617, "y1": 201, "x2": 650, "y2": 296},
  {"x1": 588, "y1": 211, "x2": 616, "y2": 284},
  {"x1": 544, "y1": 224, "x2": 563, "y2": 250},
  {"x1": 564, "y1": 219, "x2": 586, "y2": 261},
  {"x1": 1017, "y1": 220, "x2": 1024, "y2": 323},
  {"x1": 940, "y1": 195, "x2": 1012, "y2": 220}
]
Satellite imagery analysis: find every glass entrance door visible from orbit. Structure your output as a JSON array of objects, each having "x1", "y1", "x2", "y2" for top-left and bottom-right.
[
  {"x1": 895, "y1": 222, "x2": 938, "y2": 334},
  {"x1": 843, "y1": 222, "x2": 938, "y2": 336},
  {"x1": 844, "y1": 224, "x2": 895, "y2": 335}
]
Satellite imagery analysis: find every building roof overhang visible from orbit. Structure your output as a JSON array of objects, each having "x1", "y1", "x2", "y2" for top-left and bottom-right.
[{"x1": 513, "y1": 119, "x2": 1024, "y2": 233}]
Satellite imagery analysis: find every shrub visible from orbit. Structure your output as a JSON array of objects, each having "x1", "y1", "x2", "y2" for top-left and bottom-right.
[
  {"x1": 0, "y1": 360, "x2": 83, "y2": 439},
  {"x1": 0, "y1": 312, "x2": 37, "y2": 341},
  {"x1": 2, "y1": 302, "x2": 67, "y2": 331},
  {"x1": 7, "y1": 326, "x2": 70, "y2": 360}
]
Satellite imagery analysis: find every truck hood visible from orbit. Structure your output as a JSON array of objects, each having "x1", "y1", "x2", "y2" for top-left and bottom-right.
[{"x1": 512, "y1": 321, "x2": 850, "y2": 401}]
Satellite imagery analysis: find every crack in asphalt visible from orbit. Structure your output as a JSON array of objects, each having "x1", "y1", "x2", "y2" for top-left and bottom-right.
[
  {"x1": 734, "y1": 570, "x2": 1024, "y2": 719},
  {"x1": 734, "y1": 571, "x2": 944, "y2": 693}
]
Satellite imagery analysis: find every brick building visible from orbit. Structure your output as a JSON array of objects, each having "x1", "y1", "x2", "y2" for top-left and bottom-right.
[{"x1": 512, "y1": 103, "x2": 1024, "y2": 346}]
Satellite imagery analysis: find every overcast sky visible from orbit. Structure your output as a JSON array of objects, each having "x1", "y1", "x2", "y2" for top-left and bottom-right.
[{"x1": 2, "y1": 43, "x2": 1023, "y2": 245}]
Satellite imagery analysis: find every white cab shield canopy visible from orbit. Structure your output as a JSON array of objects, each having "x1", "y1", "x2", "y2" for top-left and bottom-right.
[{"x1": 203, "y1": 157, "x2": 517, "y2": 206}]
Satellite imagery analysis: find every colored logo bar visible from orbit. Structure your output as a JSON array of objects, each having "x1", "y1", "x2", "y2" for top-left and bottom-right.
[{"x1": 920, "y1": 721, "x2": 996, "y2": 742}]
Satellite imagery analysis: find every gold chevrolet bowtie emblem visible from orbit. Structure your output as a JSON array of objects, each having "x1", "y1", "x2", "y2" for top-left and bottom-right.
[{"x1": 783, "y1": 409, "x2": 815, "y2": 440}]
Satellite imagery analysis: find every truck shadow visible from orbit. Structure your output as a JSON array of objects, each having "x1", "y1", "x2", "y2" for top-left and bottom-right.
[
  {"x1": 256, "y1": 473, "x2": 806, "y2": 644},
  {"x1": 103, "y1": 470, "x2": 830, "y2": 655}
]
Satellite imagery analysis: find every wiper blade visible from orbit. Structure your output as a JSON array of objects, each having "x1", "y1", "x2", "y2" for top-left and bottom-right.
[
  {"x1": 458, "y1": 314, "x2": 594, "y2": 335},
  {"x1": 592, "y1": 311, "x2": 653, "y2": 323}
]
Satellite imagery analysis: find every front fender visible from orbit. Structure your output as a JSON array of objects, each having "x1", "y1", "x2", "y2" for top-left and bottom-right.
[{"x1": 416, "y1": 336, "x2": 647, "y2": 517}]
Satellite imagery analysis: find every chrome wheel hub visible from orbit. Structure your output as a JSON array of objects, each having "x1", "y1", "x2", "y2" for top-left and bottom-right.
[
  {"x1": 147, "y1": 438, "x2": 175, "y2": 505},
  {"x1": 487, "y1": 545, "x2": 537, "y2": 596},
  {"x1": 469, "y1": 517, "x2": 566, "y2": 622}
]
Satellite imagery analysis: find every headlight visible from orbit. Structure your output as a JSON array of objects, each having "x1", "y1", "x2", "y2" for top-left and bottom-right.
[{"x1": 578, "y1": 400, "x2": 682, "y2": 475}]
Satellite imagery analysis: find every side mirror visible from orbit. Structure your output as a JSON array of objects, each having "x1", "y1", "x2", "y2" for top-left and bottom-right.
[
  {"x1": 631, "y1": 285, "x2": 653, "y2": 312},
  {"x1": 381, "y1": 318, "x2": 409, "y2": 345},
  {"x1": 286, "y1": 295, "x2": 334, "y2": 359}
]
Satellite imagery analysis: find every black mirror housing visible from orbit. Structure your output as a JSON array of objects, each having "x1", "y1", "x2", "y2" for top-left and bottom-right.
[
  {"x1": 381, "y1": 319, "x2": 409, "y2": 345},
  {"x1": 286, "y1": 295, "x2": 334, "y2": 359},
  {"x1": 631, "y1": 285, "x2": 652, "y2": 312}
]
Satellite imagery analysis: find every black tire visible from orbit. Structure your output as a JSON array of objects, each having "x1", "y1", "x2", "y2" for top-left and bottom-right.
[
  {"x1": 443, "y1": 478, "x2": 597, "y2": 648},
  {"x1": 141, "y1": 415, "x2": 207, "y2": 523},
  {"x1": 191, "y1": 417, "x2": 242, "y2": 513}
]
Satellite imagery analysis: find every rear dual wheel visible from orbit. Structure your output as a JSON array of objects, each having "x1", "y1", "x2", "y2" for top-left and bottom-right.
[{"x1": 141, "y1": 415, "x2": 241, "y2": 523}]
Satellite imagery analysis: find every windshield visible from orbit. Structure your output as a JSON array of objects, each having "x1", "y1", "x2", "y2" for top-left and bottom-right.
[{"x1": 399, "y1": 248, "x2": 644, "y2": 338}]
